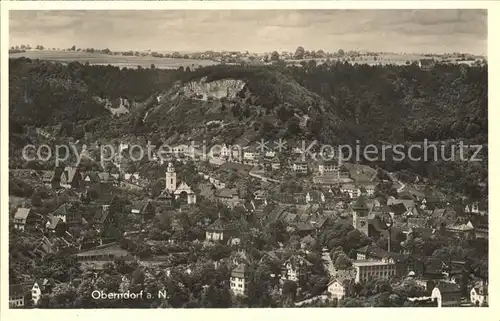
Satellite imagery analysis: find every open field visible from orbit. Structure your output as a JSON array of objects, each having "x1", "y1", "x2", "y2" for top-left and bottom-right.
[{"x1": 9, "y1": 50, "x2": 218, "y2": 69}]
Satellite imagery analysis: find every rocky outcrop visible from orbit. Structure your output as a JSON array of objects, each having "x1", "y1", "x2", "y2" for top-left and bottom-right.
[
  {"x1": 180, "y1": 77, "x2": 246, "y2": 101},
  {"x1": 93, "y1": 96, "x2": 130, "y2": 116}
]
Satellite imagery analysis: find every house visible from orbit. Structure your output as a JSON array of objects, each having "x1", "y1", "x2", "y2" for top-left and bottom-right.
[
  {"x1": 45, "y1": 215, "x2": 65, "y2": 236},
  {"x1": 470, "y1": 281, "x2": 488, "y2": 306},
  {"x1": 59, "y1": 166, "x2": 82, "y2": 189},
  {"x1": 75, "y1": 242, "x2": 134, "y2": 262},
  {"x1": 405, "y1": 226, "x2": 435, "y2": 241},
  {"x1": 206, "y1": 216, "x2": 235, "y2": 242},
  {"x1": 172, "y1": 144, "x2": 190, "y2": 156},
  {"x1": 230, "y1": 264, "x2": 253, "y2": 296},
  {"x1": 318, "y1": 160, "x2": 339, "y2": 175},
  {"x1": 52, "y1": 202, "x2": 82, "y2": 226},
  {"x1": 464, "y1": 202, "x2": 480, "y2": 214},
  {"x1": 388, "y1": 203, "x2": 407, "y2": 217},
  {"x1": 13, "y1": 207, "x2": 36, "y2": 231},
  {"x1": 265, "y1": 150, "x2": 276, "y2": 158},
  {"x1": 220, "y1": 144, "x2": 231, "y2": 159},
  {"x1": 267, "y1": 205, "x2": 288, "y2": 222},
  {"x1": 124, "y1": 172, "x2": 140, "y2": 182},
  {"x1": 431, "y1": 208, "x2": 457, "y2": 227},
  {"x1": 327, "y1": 279, "x2": 348, "y2": 300},
  {"x1": 445, "y1": 222, "x2": 475, "y2": 239},
  {"x1": 97, "y1": 172, "x2": 116, "y2": 185},
  {"x1": 291, "y1": 159, "x2": 308, "y2": 173},
  {"x1": 305, "y1": 190, "x2": 325, "y2": 204},
  {"x1": 31, "y1": 279, "x2": 53, "y2": 306},
  {"x1": 83, "y1": 172, "x2": 100, "y2": 185},
  {"x1": 355, "y1": 244, "x2": 387, "y2": 261},
  {"x1": 281, "y1": 193, "x2": 307, "y2": 205},
  {"x1": 467, "y1": 216, "x2": 488, "y2": 239},
  {"x1": 358, "y1": 184, "x2": 375, "y2": 197},
  {"x1": 352, "y1": 259, "x2": 397, "y2": 283},
  {"x1": 341, "y1": 183, "x2": 360, "y2": 199},
  {"x1": 216, "y1": 188, "x2": 241, "y2": 209},
  {"x1": 131, "y1": 200, "x2": 155, "y2": 221},
  {"x1": 243, "y1": 145, "x2": 259, "y2": 161},
  {"x1": 270, "y1": 156, "x2": 281, "y2": 170},
  {"x1": 293, "y1": 222, "x2": 316, "y2": 237},
  {"x1": 281, "y1": 255, "x2": 313, "y2": 282},
  {"x1": 387, "y1": 197, "x2": 416, "y2": 211},
  {"x1": 431, "y1": 282, "x2": 461, "y2": 307},
  {"x1": 9, "y1": 284, "x2": 26, "y2": 308},
  {"x1": 40, "y1": 170, "x2": 56, "y2": 187},
  {"x1": 253, "y1": 190, "x2": 267, "y2": 200}
]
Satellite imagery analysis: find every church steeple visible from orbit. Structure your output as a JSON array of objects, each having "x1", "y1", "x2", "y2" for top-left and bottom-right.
[{"x1": 165, "y1": 162, "x2": 176, "y2": 193}]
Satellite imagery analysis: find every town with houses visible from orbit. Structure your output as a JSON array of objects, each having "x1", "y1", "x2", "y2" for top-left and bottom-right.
[
  {"x1": 9, "y1": 136, "x2": 489, "y2": 308},
  {"x1": 6, "y1": 8, "x2": 488, "y2": 310}
]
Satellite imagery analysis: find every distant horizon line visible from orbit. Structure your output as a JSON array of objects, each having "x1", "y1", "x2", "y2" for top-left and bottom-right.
[{"x1": 9, "y1": 45, "x2": 487, "y2": 58}]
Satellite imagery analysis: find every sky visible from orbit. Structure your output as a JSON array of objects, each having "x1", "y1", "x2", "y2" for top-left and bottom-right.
[{"x1": 9, "y1": 10, "x2": 487, "y2": 55}]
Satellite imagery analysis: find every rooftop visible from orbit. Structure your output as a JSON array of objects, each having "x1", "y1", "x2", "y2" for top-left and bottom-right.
[
  {"x1": 14, "y1": 208, "x2": 31, "y2": 220},
  {"x1": 75, "y1": 243, "x2": 131, "y2": 258},
  {"x1": 353, "y1": 260, "x2": 395, "y2": 267}
]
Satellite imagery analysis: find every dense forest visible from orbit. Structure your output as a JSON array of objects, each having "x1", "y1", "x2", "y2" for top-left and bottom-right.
[{"x1": 9, "y1": 58, "x2": 488, "y2": 200}]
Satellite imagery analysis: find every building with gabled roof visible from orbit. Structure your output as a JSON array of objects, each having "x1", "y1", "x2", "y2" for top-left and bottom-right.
[
  {"x1": 467, "y1": 216, "x2": 488, "y2": 239},
  {"x1": 131, "y1": 200, "x2": 155, "y2": 221},
  {"x1": 59, "y1": 166, "x2": 82, "y2": 189},
  {"x1": 40, "y1": 170, "x2": 57, "y2": 187},
  {"x1": 431, "y1": 281, "x2": 461, "y2": 307},
  {"x1": 230, "y1": 264, "x2": 254, "y2": 296},
  {"x1": 470, "y1": 280, "x2": 488, "y2": 306},
  {"x1": 352, "y1": 259, "x2": 397, "y2": 283},
  {"x1": 327, "y1": 278, "x2": 351, "y2": 301},
  {"x1": 445, "y1": 222, "x2": 475, "y2": 238},
  {"x1": 75, "y1": 242, "x2": 134, "y2": 262},
  {"x1": 216, "y1": 188, "x2": 241, "y2": 209},
  {"x1": 355, "y1": 244, "x2": 388, "y2": 261},
  {"x1": 45, "y1": 214, "x2": 65, "y2": 236},
  {"x1": 9, "y1": 284, "x2": 26, "y2": 308},
  {"x1": 306, "y1": 190, "x2": 325, "y2": 204},
  {"x1": 281, "y1": 254, "x2": 313, "y2": 282},
  {"x1": 205, "y1": 216, "x2": 235, "y2": 242},
  {"x1": 13, "y1": 207, "x2": 36, "y2": 231}
]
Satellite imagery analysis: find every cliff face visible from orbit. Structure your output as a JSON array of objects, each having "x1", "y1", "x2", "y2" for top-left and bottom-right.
[
  {"x1": 93, "y1": 96, "x2": 130, "y2": 116},
  {"x1": 180, "y1": 77, "x2": 246, "y2": 101}
]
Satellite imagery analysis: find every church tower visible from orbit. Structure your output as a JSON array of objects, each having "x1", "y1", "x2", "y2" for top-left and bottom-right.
[
  {"x1": 352, "y1": 195, "x2": 369, "y2": 236},
  {"x1": 165, "y1": 162, "x2": 177, "y2": 193}
]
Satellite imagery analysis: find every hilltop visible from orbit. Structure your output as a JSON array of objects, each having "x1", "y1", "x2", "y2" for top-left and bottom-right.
[{"x1": 8, "y1": 58, "x2": 488, "y2": 199}]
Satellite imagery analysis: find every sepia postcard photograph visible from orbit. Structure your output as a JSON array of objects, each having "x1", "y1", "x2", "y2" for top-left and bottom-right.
[{"x1": 0, "y1": 1, "x2": 495, "y2": 317}]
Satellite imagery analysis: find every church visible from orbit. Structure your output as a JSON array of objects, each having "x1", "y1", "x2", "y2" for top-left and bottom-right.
[
  {"x1": 158, "y1": 162, "x2": 197, "y2": 205},
  {"x1": 352, "y1": 195, "x2": 394, "y2": 239}
]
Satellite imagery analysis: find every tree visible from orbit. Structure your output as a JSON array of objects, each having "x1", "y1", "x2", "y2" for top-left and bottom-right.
[
  {"x1": 282, "y1": 280, "x2": 297, "y2": 303},
  {"x1": 334, "y1": 253, "x2": 352, "y2": 270},
  {"x1": 294, "y1": 46, "x2": 305, "y2": 60},
  {"x1": 48, "y1": 283, "x2": 78, "y2": 308},
  {"x1": 270, "y1": 51, "x2": 280, "y2": 62},
  {"x1": 31, "y1": 192, "x2": 43, "y2": 207}
]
